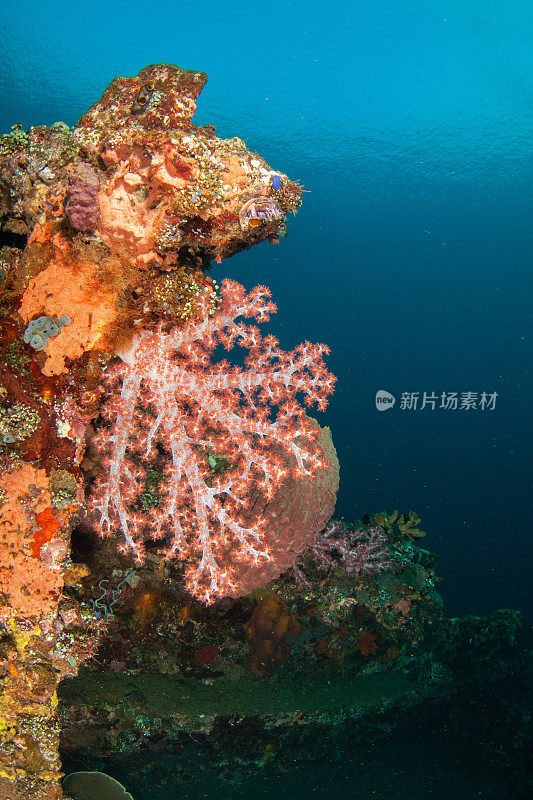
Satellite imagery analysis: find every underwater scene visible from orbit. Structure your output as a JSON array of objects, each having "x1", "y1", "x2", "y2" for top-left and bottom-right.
[{"x1": 0, "y1": 1, "x2": 532, "y2": 798}]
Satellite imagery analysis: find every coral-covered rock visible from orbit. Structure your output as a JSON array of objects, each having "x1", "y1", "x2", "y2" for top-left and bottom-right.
[
  {"x1": 0, "y1": 62, "x2": 309, "y2": 800},
  {"x1": 73, "y1": 63, "x2": 302, "y2": 266},
  {"x1": 1, "y1": 63, "x2": 304, "y2": 383}
]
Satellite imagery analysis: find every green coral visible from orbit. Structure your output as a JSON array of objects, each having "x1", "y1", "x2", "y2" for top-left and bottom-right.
[
  {"x1": 147, "y1": 271, "x2": 220, "y2": 320},
  {"x1": 0, "y1": 124, "x2": 30, "y2": 157},
  {"x1": 0, "y1": 401, "x2": 40, "y2": 445},
  {"x1": 166, "y1": 133, "x2": 224, "y2": 218},
  {"x1": 1, "y1": 340, "x2": 33, "y2": 390},
  {"x1": 206, "y1": 451, "x2": 229, "y2": 476},
  {"x1": 49, "y1": 468, "x2": 78, "y2": 508},
  {"x1": 0, "y1": 120, "x2": 80, "y2": 173},
  {"x1": 138, "y1": 468, "x2": 164, "y2": 511},
  {"x1": 28, "y1": 121, "x2": 80, "y2": 172},
  {"x1": 371, "y1": 509, "x2": 427, "y2": 541}
]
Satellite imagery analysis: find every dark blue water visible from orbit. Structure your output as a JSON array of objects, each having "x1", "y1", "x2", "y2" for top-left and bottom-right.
[{"x1": 2, "y1": 0, "x2": 532, "y2": 622}]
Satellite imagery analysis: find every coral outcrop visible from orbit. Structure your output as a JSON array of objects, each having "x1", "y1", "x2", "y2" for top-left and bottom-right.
[
  {"x1": 0, "y1": 63, "x2": 316, "y2": 798},
  {"x1": 1, "y1": 62, "x2": 302, "y2": 379}
]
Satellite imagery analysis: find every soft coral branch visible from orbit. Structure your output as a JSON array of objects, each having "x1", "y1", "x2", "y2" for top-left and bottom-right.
[{"x1": 88, "y1": 280, "x2": 335, "y2": 602}]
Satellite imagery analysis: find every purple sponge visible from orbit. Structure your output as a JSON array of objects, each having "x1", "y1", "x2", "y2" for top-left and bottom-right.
[{"x1": 65, "y1": 163, "x2": 99, "y2": 231}]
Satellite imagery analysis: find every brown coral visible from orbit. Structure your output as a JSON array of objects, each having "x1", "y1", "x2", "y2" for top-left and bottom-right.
[{"x1": 244, "y1": 594, "x2": 302, "y2": 676}]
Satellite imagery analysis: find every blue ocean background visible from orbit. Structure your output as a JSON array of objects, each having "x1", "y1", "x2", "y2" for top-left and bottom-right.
[{"x1": 1, "y1": 0, "x2": 532, "y2": 621}]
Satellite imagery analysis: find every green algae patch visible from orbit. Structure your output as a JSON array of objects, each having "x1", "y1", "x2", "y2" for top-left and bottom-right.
[{"x1": 59, "y1": 669, "x2": 419, "y2": 731}]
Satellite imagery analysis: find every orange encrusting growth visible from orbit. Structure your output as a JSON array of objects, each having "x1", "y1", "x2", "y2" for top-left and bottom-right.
[
  {"x1": 0, "y1": 464, "x2": 64, "y2": 621},
  {"x1": 31, "y1": 507, "x2": 61, "y2": 558},
  {"x1": 19, "y1": 240, "x2": 121, "y2": 376}
]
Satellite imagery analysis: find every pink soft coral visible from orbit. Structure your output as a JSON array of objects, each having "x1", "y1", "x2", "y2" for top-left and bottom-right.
[
  {"x1": 292, "y1": 521, "x2": 395, "y2": 588},
  {"x1": 88, "y1": 280, "x2": 335, "y2": 602}
]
